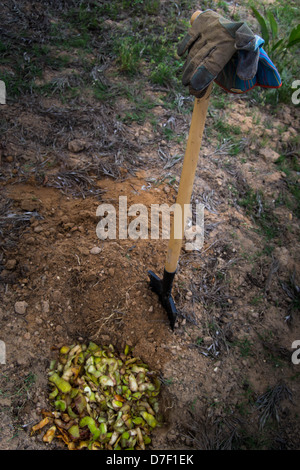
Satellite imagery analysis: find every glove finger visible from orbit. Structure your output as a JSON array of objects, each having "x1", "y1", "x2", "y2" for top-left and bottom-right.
[
  {"x1": 236, "y1": 49, "x2": 259, "y2": 80},
  {"x1": 181, "y1": 42, "x2": 212, "y2": 86},
  {"x1": 177, "y1": 30, "x2": 202, "y2": 56},
  {"x1": 177, "y1": 33, "x2": 193, "y2": 57},
  {"x1": 219, "y1": 16, "x2": 244, "y2": 36},
  {"x1": 235, "y1": 23, "x2": 256, "y2": 50},
  {"x1": 200, "y1": 44, "x2": 235, "y2": 78},
  {"x1": 190, "y1": 65, "x2": 215, "y2": 93},
  {"x1": 189, "y1": 44, "x2": 235, "y2": 91}
]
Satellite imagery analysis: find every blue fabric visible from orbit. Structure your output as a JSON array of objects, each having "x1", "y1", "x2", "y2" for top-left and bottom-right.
[
  {"x1": 215, "y1": 47, "x2": 282, "y2": 93},
  {"x1": 254, "y1": 34, "x2": 265, "y2": 50}
]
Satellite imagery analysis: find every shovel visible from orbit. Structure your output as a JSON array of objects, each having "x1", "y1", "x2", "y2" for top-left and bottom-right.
[{"x1": 148, "y1": 11, "x2": 211, "y2": 330}]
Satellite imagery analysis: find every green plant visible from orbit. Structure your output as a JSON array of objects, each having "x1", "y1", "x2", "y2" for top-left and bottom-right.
[
  {"x1": 195, "y1": 337, "x2": 204, "y2": 346},
  {"x1": 250, "y1": 4, "x2": 300, "y2": 104},
  {"x1": 236, "y1": 337, "x2": 253, "y2": 358},
  {"x1": 150, "y1": 62, "x2": 173, "y2": 86},
  {"x1": 93, "y1": 81, "x2": 115, "y2": 102},
  {"x1": 114, "y1": 37, "x2": 144, "y2": 75},
  {"x1": 250, "y1": 295, "x2": 264, "y2": 305},
  {"x1": 251, "y1": 6, "x2": 300, "y2": 58},
  {"x1": 275, "y1": 153, "x2": 300, "y2": 176},
  {"x1": 121, "y1": 0, "x2": 159, "y2": 14},
  {"x1": 239, "y1": 189, "x2": 280, "y2": 240},
  {"x1": 240, "y1": 429, "x2": 272, "y2": 450},
  {"x1": 162, "y1": 377, "x2": 173, "y2": 386},
  {"x1": 275, "y1": 153, "x2": 300, "y2": 218}
]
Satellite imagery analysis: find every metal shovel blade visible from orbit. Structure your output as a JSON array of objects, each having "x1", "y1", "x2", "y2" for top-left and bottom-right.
[{"x1": 148, "y1": 270, "x2": 178, "y2": 330}]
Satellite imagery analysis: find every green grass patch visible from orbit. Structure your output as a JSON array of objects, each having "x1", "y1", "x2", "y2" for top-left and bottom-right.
[
  {"x1": 236, "y1": 337, "x2": 254, "y2": 358},
  {"x1": 239, "y1": 189, "x2": 280, "y2": 240},
  {"x1": 275, "y1": 153, "x2": 300, "y2": 177},
  {"x1": 114, "y1": 37, "x2": 144, "y2": 76},
  {"x1": 274, "y1": 153, "x2": 300, "y2": 218}
]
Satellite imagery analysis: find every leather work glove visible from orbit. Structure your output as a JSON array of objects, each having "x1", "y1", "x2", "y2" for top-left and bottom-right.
[{"x1": 177, "y1": 9, "x2": 262, "y2": 97}]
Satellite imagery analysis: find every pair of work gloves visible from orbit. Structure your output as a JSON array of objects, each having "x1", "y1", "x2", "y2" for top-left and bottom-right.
[{"x1": 177, "y1": 9, "x2": 281, "y2": 96}]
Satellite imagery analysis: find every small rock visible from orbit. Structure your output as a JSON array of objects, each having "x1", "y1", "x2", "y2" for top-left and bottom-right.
[
  {"x1": 21, "y1": 199, "x2": 39, "y2": 211},
  {"x1": 148, "y1": 306, "x2": 154, "y2": 313},
  {"x1": 34, "y1": 225, "x2": 43, "y2": 233},
  {"x1": 63, "y1": 222, "x2": 75, "y2": 230},
  {"x1": 203, "y1": 336, "x2": 213, "y2": 345},
  {"x1": 281, "y1": 131, "x2": 295, "y2": 142},
  {"x1": 52, "y1": 290, "x2": 61, "y2": 302},
  {"x1": 5, "y1": 259, "x2": 17, "y2": 270},
  {"x1": 101, "y1": 335, "x2": 110, "y2": 344},
  {"x1": 15, "y1": 301, "x2": 28, "y2": 314},
  {"x1": 68, "y1": 139, "x2": 86, "y2": 153},
  {"x1": 274, "y1": 246, "x2": 291, "y2": 269},
  {"x1": 108, "y1": 267, "x2": 115, "y2": 277},
  {"x1": 78, "y1": 246, "x2": 89, "y2": 256},
  {"x1": 185, "y1": 290, "x2": 193, "y2": 300},
  {"x1": 259, "y1": 148, "x2": 280, "y2": 163},
  {"x1": 42, "y1": 300, "x2": 50, "y2": 314},
  {"x1": 90, "y1": 246, "x2": 102, "y2": 255},
  {"x1": 1, "y1": 397, "x2": 11, "y2": 407},
  {"x1": 0, "y1": 341, "x2": 5, "y2": 365},
  {"x1": 251, "y1": 311, "x2": 260, "y2": 319}
]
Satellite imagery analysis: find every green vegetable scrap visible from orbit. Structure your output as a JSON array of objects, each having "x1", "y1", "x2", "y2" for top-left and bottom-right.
[{"x1": 31, "y1": 342, "x2": 163, "y2": 450}]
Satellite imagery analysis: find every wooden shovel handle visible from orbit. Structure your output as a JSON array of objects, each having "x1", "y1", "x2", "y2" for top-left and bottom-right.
[
  {"x1": 190, "y1": 10, "x2": 202, "y2": 24},
  {"x1": 165, "y1": 83, "x2": 212, "y2": 273},
  {"x1": 164, "y1": 10, "x2": 211, "y2": 273}
]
